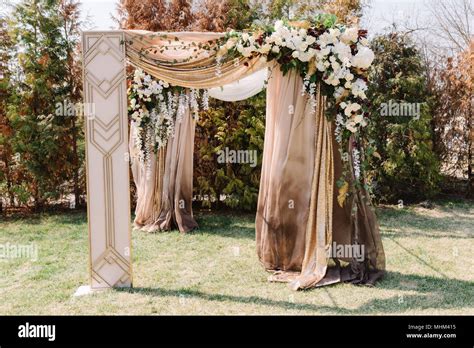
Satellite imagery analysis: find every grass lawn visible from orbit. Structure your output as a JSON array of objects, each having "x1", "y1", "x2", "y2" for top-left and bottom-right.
[{"x1": 0, "y1": 199, "x2": 472, "y2": 315}]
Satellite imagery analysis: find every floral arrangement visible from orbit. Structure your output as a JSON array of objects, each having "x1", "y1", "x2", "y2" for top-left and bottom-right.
[
  {"x1": 216, "y1": 14, "x2": 375, "y2": 204},
  {"x1": 127, "y1": 15, "x2": 376, "y2": 205},
  {"x1": 128, "y1": 69, "x2": 209, "y2": 164}
]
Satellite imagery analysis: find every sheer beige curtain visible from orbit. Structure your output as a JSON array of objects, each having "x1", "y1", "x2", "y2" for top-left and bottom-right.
[
  {"x1": 256, "y1": 66, "x2": 334, "y2": 289},
  {"x1": 257, "y1": 65, "x2": 385, "y2": 289},
  {"x1": 130, "y1": 104, "x2": 197, "y2": 233}
]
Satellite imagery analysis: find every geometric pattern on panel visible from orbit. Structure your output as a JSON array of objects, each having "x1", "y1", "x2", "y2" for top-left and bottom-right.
[{"x1": 82, "y1": 31, "x2": 132, "y2": 289}]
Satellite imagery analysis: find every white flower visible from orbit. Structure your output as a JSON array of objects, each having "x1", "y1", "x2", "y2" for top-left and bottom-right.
[
  {"x1": 274, "y1": 20, "x2": 284, "y2": 31},
  {"x1": 259, "y1": 43, "x2": 272, "y2": 54},
  {"x1": 306, "y1": 35, "x2": 316, "y2": 45},
  {"x1": 360, "y1": 37, "x2": 369, "y2": 46},
  {"x1": 353, "y1": 114, "x2": 364, "y2": 124},
  {"x1": 351, "y1": 78, "x2": 368, "y2": 99},
  {"x1": 225, "y1": 38, "x2": 237, "y2": 49},
  {"x1": 331, "y1": 60, "x2": 341, "y2": 71},
  {"x1": 292, "y1": 51, "x2": 300, "y2": 58},
  {"x1": 241, "y1": 33, "x2": 250, "y2": 42},
  {"x1": 351, "y1": 46, "x2": 375, "y2": 69},
  {"x1": 274, "y1": 36, "x2": 284, "y2": 46},
  {"x1": 242, "y1": 47, "x2": 253, "y2": 57},
  {"x1": 344, "y1": 102, "x2": 361, "y2": 116},
  {"x1": 329, "y1": 28, "x2": 341, "y2": 38},
  {"x1": 341, "y1": 27, "x2": 359, "y2": 44},
  {"x1": 346, "y1": 120, "x2": 357, "y2": 133},
  {"x1": 297, "y1": 42, "x2": 308, "y2": 52},
  {"x1": 298, "y1": 50, "x2": 314, "y2": 62},
  {"x1": 317, "y1": 32, "x2": 335, "y2": 47},
  {"x1": 334, "y1": 87, "x2": 345, "y2": 99},
  {"x1": 332, "y1": 42, "x2": 352, "y2": 63}
]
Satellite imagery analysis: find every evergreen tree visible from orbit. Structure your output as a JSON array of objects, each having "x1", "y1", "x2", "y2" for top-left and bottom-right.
[
  {"x1": 366, "y1": 33, "x2": 440, "y2": 203},
  {"x1": 7, "y1": 0, "x2": 83, "y2": 210}
]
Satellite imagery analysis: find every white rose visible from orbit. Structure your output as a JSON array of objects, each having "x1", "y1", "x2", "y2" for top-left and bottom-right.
[
  {"x1": 306, "y1": 35, "x2": 316, "y2": 45},
  {"x1": 353, "y1": 114, "x2": 363, "y2": 124},
  {"x1": 332, "y1": 42, "x2": 352, "y2": 62},
  {"x1": 329, "y1": 28, "x2": 341, "y2": 39},
  {"x1": 319, "y1": 47, "x2": 331, "y2": 56},
  {"x1": 259, "y1": 43, "x2": 272, "y2": 54},
  {"x1": 345, "y1": 120, "x2": 357, "y2": 133},
  {"x1": 271, "y1": 45, "x2": 280, "y2": 53},
  {"x1": 274, "y1": 20, "x2": 284, "y2": 31},
  {"x1": 344, "y1": 102, "x2": 361, "y2": 116},
  {"x1": 298, "y1": 51, "x2": 313, "y2": 62},
  {"x1": 341, "y1": 27, "x2": 359, "y2": 44},
  {"x1": 351, "y1": 46, "x2": 375, "y2": 69},
  {"x1": 292, "y1": 51, "x2": 300, "y2": 58}
]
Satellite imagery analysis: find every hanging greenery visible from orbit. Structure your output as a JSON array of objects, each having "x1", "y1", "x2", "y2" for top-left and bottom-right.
[{"x1": 128, "y1": 69, "x2": 209, "y2": 164}]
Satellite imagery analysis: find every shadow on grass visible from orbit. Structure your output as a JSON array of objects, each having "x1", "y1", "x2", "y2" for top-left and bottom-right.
[
  {"x1": 116, "y1": 271, "x2": 472, "y2": 314},
  {"x1": 377, "y1": 205, "x2": 473, "y2": 239},
  {"x1": 1, "y1": 210, "x2": 87, "y2": 226},
  {"x1": 192, "y1": 212, "x2": 255, "y2": 239}
]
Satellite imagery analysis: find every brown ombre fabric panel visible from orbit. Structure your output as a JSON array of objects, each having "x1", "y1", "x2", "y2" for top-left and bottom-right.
[
  {"x1": 157, "y1": 103, "x2": 198, "y2": 233},
  {"x1": 256, "y1": 66, "x2": 317, "y2": 272},
  {"x1": 130, "y1": 126, "x2": 166, "y2": 232},
  {"x1": 130, "y1": 105, "x2": 198, "y2": 233},
  {"x1": 257, "y1": 65, "x2": 385, "y2": 289}
]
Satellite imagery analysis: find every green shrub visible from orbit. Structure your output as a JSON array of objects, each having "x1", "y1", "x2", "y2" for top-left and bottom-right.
[{"x1": 366, "y1": 33, "x2": 440, "y2": 203}]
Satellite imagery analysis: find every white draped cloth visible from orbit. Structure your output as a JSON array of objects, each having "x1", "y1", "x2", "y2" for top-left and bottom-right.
[{"x1": 208, "y1": 68, "x2": 268, "y2": 101}]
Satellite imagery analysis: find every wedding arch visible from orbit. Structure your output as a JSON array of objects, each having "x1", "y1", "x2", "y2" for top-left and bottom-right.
[{"x1": 81, "y1": 17, "x2": 385, "y2": 292}]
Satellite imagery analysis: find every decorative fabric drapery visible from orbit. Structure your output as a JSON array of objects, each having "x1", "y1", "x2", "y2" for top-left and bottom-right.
[
  {"x1": 125, "y1": 30, "x2": 385, "y2": 289},
  {"x1": 255, "y1": 66, "x2": 334, "y2": 289},
  {"x1": 130, "y1": 93, "x2": 198, "y2": 233},
  {"x1": 124, "y1": 31, "x2": 268, "y2": 89},
  {"x1": 208, "y1": 68, "x2": 268, "y2": 102}
]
